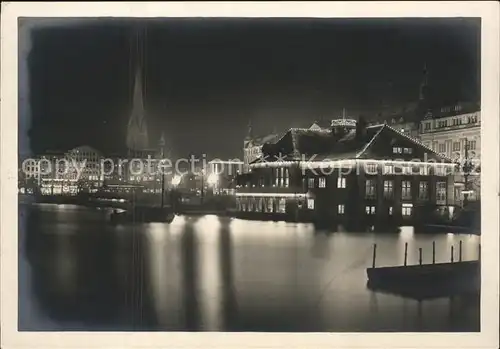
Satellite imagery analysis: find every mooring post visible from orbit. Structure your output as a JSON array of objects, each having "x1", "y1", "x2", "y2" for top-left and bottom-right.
[
  {"x1": 451, "y1": 245, "x2": 454, "y2": 263},
  {"x1": 404, "y1": 242, "x2": 408, "y2": 266},
  {"x1": 372, "y1": 243, "x2": 377, "y2": 268},
  {"x1": 432, "y1": 241, "x2": 436, "y2": 264},
  {"x1": 459, "y1": 240, "x2": 463, "y2": 262},
  {"x1": 419, "y1": 248, "x2": 422, "y2": 265}
]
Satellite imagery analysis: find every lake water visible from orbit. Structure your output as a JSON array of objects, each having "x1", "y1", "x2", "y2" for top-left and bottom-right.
[{"x1": 18, "y1": 203, "x2": 480, "y2": 332}]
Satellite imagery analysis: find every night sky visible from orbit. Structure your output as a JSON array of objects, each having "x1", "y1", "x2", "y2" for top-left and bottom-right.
[{"x1": 20, "y1": 17, "x2": 480, "y2": 160}]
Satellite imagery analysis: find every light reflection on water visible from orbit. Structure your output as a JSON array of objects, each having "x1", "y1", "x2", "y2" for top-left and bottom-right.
[{"x1": 19, "y1": 204, "x2": 480, "y2": 332}]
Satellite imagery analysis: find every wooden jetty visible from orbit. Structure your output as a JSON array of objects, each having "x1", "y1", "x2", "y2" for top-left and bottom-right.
[{"x1": 366, "y1": 242, "x2": 480, "y2": 300}]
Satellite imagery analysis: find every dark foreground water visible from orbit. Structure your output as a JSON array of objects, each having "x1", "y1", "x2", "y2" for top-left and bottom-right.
[{"x1": 19, "y1": 203, "x2": 480, "y2": 332}]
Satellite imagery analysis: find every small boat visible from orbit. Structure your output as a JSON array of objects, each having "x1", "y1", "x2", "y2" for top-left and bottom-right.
[{"x1": 109, "y1": 206, "x2": 176, "y2": 224}]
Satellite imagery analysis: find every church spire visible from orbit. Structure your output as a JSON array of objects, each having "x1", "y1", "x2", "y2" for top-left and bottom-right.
[
  {"x1": 132, "y1": 58, "x2": 144, "y2": 114},
  {"x1": 126, "y1": 25, "x2": 149, "y2": 152}
]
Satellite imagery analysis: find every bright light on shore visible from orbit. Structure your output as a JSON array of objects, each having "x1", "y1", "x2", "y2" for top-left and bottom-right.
[
  {"x1": 207, "y1": 173, "x2": 218, "y2": 186},
  {"x1": 171, "y1": 175, "x2": 182, "y2": 186}
]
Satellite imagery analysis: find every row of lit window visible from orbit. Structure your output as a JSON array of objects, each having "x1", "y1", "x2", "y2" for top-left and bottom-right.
[
  {"x1": 392, "y1": 147, "x2": 413, "y2": 155},
  {"x1": 236, "y1": 197, "x2": 286, "y2": 213},
  {"x1": 423, "y1": 114, "x2": 479, "y2": 131},
  {"x1": 366, "y1": 179, "x2": 446, "y2": 201},
  {"x1": 129, "y1": 175, "x2": 157, "y2": 182},
  {"x1": 305, "y1": 200, "x2": 414, "y2": 217},
  {"x1": 308, "y1": 176, "x2": 346, "y2": 189},
  {"x1": 364, "y1": 205, "x2": 413, "y2": 216},
  {"x1": 434, "y1": 140, "x2": 476, "y2": 154}
]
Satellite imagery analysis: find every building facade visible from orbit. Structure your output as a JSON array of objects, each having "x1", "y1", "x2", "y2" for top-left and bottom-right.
[
  {"x1": 235, "y1": 118, "x2": 456, "y2": 229},
  {"x1": 419, "y1": 103, "x2": 481, "y2": 204}
]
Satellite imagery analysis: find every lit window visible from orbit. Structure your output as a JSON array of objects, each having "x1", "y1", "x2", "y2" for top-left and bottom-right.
[
  {"x1": 403, "y1": 148, "x2": 413, "y2": 154},
  {"x1": 338, "y1": 204, "x2": 345, "y2": 214},
  {"x1": 393, "y1": 147, "x2": 402, "y2": 154},
  {"x1": 268, "y1": 198, "x2": 274, "y2": 212},
  {"x1": 383, "y1": 180, "x2": 393, "y2": 198},
  {"x1": 308, "y1": 178, "x2": 315, "y2": 188},
  {"x1": 337, "y1": 176, "x2": 346, "y2": 188},
  {"x1": 384, "y1": 165, "x2": 394, "y2": 175},
  {"x1": 402, "y1": 204, "x2": 413, "y2": 217},
  {"x1": 365, "y1": 163, "x2": 377, "y2": 174},
  {"x1": 307, "y1": 198, "x2": 315, "y2": 210},
  {"x1": 278, "y1": 198, "x2": 286, "y2": 213},
  {"x1": 365, "y1": 206, "x2": 376, "y2": 215},
  {"x1": 319, "y1": 177, "x2": 326, "y2": 188},
  {"x1": 388, "y1": 206, "x2": 393, "y2": 215},
  {"x1": 419, "y1": 181, "x2": 428, "y2": 200},
  {"x1": 419, "y1": 166, "x2": 428, "y2": 176},
  {"x1": 365, "y1": 179, "x2": 376, "y2": 199},
  {"x1": 401, "y1": 180, "x2": 412, "y2": 200},
  {"x1": 436, "y1": 181, "x2": 447, "y2": 203},
  {"x1": 258, "y1": 198, "x2": 264, "y2": 212}
]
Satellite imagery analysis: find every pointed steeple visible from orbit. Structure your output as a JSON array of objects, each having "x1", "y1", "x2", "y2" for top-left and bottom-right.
[
  {"x1": 126, "y1": 26, "x2": 149, "y2": 152},
  {"x1": 132, "y1": 64, "x2": 144, "y2": 114}
]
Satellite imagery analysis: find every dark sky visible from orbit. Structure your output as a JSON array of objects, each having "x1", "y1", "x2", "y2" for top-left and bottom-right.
[{"x1": 20, "y1": 17, "x2": 480, "y2": 160}]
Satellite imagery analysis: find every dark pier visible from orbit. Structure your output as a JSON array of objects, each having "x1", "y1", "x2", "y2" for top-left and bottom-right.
[{"x1": 367, "y1": 242, "x2": 480, "y2": 300}]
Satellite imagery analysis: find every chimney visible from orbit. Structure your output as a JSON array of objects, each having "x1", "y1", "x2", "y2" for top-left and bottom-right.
[{"x1": 356, "y1": 115, "x2": 367, "y2": 141}]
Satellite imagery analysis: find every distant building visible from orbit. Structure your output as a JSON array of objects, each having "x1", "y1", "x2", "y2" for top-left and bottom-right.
[
  {"x1": 207, "y1": 159, "x2": 244, "y2": 195},
  {"x1": 18, "y1": 151, "x2": 65, "y2": 195},
  {"x1": 361, "y1": 64, "x2": 481, "y2": 206},
  {"x1": 33, "y1": 146, "x2": 102, "y2": 195},
  {"x1": 235, "y1": 118, "x2": 456, "y2": 228},
  {"x1": 243, "y1": 121, "x2": 280, "y2": 173},
  {"x1": 419, "y1": 102, "x2": 481, "y2": 204}
]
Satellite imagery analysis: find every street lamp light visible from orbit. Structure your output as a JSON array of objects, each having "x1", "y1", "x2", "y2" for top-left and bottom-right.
[
  {"x1": 171, "y1": 174, "x2": 182, "y2": 187},
  {"x1": 207, "y1": 173, "x2": 219, "y2": 186}
]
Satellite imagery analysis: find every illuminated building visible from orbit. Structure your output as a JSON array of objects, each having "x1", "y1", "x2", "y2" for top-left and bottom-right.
[
  {"x1": 419, "y1": 102, "x2": 481, "y2": 204},
  {"x1": 235, "y1": 117, "x2": 456, "y2": 228},
  {"x1": 207, "y1": 159, "x2": 244, "y2": 195},
  {"x1": 243, "y1": 121, "x2": 280, "y2": 173},
  {"x1": 31, "y1": 146, "x2": 102, "y2": 196}
]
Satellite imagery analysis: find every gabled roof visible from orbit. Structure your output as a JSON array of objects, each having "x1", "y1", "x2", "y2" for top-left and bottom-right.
[
  {"x1": 357, "y1": 124, "x2": 453, "y2": 162},
  {"x1": 252, "y1": 124, "x2": 451, "y2": 164}
]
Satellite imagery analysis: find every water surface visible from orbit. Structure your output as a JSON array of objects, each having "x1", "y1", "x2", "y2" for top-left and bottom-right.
[{"x1": 19, "y1": 204, "x2": 480, "y2": 331}]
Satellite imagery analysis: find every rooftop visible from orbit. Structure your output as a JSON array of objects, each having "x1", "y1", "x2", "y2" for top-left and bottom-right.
[{"x1": 251, "y1": 123, "x2": 451, "y2": 165}]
